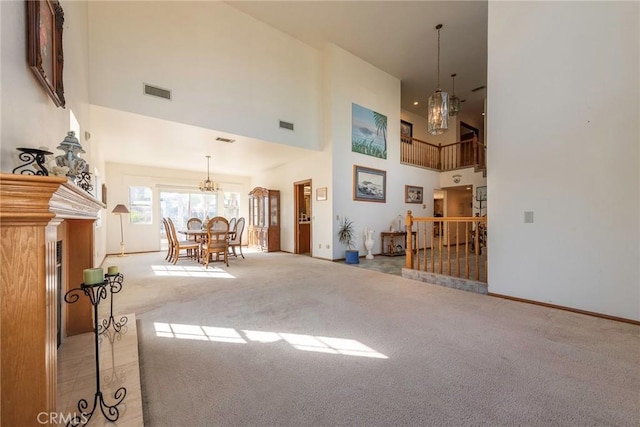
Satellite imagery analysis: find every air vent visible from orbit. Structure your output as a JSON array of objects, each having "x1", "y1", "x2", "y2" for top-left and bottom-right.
[
  {"x1": 143, "y1": 83, "x2": 172, "y2": 100},
  {"x1": 279, "y1": 120, "x2": 294, "y2": 131},
  {"x1": 216, "y1": 137, "x2": 235, "y2": 143},
  {"x1": 471, "y1": 85, "x2": 486, "y2": 92}
]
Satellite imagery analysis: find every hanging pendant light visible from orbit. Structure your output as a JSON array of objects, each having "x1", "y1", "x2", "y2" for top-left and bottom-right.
[
  {"x1": 428, "y1": 24, "x2": 449, "y2": 135},
  {"x1": 449, "y1": 73, "x2": 460, "y2": 116},
  {"x1": 199, "y1": 155, "x2": 221, "y2": 192}
]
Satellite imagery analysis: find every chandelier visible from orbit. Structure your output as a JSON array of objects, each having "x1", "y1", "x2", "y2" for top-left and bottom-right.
[
  {"x1": 428, "y1": 24, "x2": 449, "y2": 135},
  {"x1": 449, "y1": 73, "x2": 460, "y2": 116},
  {"x1": 199, "y1": 155, "x2": 221, "y2": 192}
]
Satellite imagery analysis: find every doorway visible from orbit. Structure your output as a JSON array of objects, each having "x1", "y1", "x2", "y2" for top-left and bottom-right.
[{"x1": 294, "y1": 180, "x2": 312, "y2": 255}]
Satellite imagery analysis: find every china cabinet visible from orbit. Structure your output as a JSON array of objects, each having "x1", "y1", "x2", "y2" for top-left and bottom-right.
[{"x1": 248, "y1": 187, "x2": 280, "y2": 252}]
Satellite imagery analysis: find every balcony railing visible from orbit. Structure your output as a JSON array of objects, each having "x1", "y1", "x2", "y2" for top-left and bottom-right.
[
  {"x1": 401, "y1": 134, "x2": 486, "y2": 172},
  {"x1": 405, "y1": 211, "x2": 487, "y2": 283}
]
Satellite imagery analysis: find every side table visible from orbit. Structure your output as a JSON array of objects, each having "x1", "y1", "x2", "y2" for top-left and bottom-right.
[{"x1": 380, "y1": 231, "x2": 416, "y2": 256}]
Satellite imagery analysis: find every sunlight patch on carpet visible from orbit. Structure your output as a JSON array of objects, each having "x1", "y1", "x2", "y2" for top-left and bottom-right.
[
  {"x1": 151, "y1": 265, "x2": 235, "y2": 278},
  {"x1": 154, "y1": 323, "x2": 387, "y2": 359}
]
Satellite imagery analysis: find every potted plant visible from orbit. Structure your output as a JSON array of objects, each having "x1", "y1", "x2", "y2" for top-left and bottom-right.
[{"x1": 338, "y1": 216, "x2": 359, "y2": 264}]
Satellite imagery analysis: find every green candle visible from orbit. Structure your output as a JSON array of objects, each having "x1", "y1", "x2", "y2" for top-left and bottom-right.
[
  {"x1": 83, "y1": 268, "x2": 104, "y2": 285},
  {"x1": 107, "y1": 266, "x2": 118, "y2": 275}
]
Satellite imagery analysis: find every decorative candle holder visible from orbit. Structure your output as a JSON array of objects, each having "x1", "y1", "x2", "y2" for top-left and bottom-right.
[
  {"x1": 12, "y1": 147, "x2": 52, "y2": 175},
  {"x1": 99, "y1": 273, "x2": 128, "y2": 334},
  {"x1": 76, "y1": 170, "x2": 93, "y2": 193},
  {"x1": 64, "y1": 280, "x2": 126, "y2": 426}
]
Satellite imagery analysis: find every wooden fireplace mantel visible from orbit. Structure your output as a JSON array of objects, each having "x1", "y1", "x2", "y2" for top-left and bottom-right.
[{"x1": 0, "y1": 173, "x2": 105, "y2": 426}]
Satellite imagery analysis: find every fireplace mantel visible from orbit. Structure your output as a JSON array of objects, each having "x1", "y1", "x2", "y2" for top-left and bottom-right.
[{"x1": 0, "y1": 173, "x2": 105, "y2": 426}]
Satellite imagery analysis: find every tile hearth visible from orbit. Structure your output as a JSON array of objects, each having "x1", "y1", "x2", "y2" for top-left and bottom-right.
[{"x1": 57, "y1": 314, "x2": 143, "y2": 426}]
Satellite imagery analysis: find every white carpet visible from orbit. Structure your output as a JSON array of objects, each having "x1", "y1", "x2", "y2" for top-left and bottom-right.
[{"x1": 102, "y1": 250, "x2": 640, "y2": 426}]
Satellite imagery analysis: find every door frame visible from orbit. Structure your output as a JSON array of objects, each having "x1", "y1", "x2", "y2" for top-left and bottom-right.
[{"x1": 293, "y1": 179, "x2": 312, "y2": 254}]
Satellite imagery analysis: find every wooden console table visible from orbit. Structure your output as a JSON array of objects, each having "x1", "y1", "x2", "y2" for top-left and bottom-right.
[{"x1": 380, "y1": 231, "x2": 416, "y2": 256}]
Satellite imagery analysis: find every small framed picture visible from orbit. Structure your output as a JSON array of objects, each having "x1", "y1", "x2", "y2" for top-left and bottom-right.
[
  {"x1": 316, "y1": 187, "x2": 327, "y2": 201},
  {"x1": 353, "y1": 165, "x2": 386, "y2": 203},
  {"x1": 404, "y1": 185, "x2": 423, "y2": 204},
  {"x1": 401, "y1": 120, "x2": 413, "y2": 143}
]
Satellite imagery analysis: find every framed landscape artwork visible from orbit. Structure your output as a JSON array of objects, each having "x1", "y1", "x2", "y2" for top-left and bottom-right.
[
  {"x1": 353, "y1": 165, "x2": 386, "y2": 203},
  {"x1": 404, "y1": 185, "x2": 423, "y2": 204},
  {"x1": 27, "y1": 0, "x2": 65, "y2": 107},
  {"x1": 352, "y1": 103, "x2": 387, "y2": 159}
]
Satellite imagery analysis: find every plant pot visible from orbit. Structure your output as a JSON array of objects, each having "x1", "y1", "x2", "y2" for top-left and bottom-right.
[{"x1": 345, "y1": 250, "x2": 360, "y2": 264}]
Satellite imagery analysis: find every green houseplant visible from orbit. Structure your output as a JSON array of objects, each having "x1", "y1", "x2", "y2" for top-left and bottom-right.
[{"x1": 338, "y1": 216, "x2": 359, "y2": 264}]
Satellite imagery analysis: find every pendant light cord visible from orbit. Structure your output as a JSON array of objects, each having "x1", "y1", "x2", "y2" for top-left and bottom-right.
[{"x1": 437, "y1": 26, "x2": 441, "y2": 89}]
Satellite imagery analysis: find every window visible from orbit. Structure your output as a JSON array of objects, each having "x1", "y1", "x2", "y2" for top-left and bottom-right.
[
  {"x1": 130, "y1": 186, "x2": 152, "y2": 224},
  {"x1": 159, "y1": 190, "x2": 240, "y2": 235}
]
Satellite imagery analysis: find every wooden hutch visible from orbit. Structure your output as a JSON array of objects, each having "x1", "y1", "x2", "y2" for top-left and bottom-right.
[
  {"x1": 248, "y1": 187, "x2": 280, "y2": 252},
  {"x1": 0, "y1": 174, "x2": 103, "y2": 426}
]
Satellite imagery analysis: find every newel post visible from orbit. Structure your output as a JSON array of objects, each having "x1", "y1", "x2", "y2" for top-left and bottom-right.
[{"x1": 405, "y1": 210, "x2": 413, "y2": 269}]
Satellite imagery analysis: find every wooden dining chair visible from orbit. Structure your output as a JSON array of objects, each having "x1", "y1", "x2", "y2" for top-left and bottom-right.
[
  {"x1": 201, "y1": 216, "x2": 230, "y2": 268},
  {"x1": 228, "y1": 217, "x2": 237, "y2": 235},
  {"x1": 162, "y1": 218, "x2": 174, "y2": 261},
  {"x1": 186, "y1": 217, "x2": 204, "y2": 242},
  {"x1": 227, "y1": 217, "x2": 245, "y2": 259},
  {"x1": 167, "y1": 218, "x2": 200, "y2": 264}
]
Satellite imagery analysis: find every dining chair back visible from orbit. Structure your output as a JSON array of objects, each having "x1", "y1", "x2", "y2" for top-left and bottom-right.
[
  {"x1": 228, "y1": 217, "x2": 245, "y2": 259},
  {"x1": 162, "y1": 218, "x2": 174, "y2": 261},
  {"x1": 186, "y1": 217, "x2": 204, "y2": 242},
  {"x1": 167, "y1": 217, "x2": 200, "y2": 264},
  {"x1": 202, "y1": 216, "x2": 230, "y2": 268},
  {"x1": 228, "y1": 217, "x2": 237, "y2": 235}
]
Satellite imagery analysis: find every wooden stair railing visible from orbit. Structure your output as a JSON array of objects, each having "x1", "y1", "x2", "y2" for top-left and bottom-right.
[
  {"x1": 405, "y1": 210, "x2": 488, "y2": 283},
  {"x1": 401, "y1": 135, "x2": 486, "y2": 172}
]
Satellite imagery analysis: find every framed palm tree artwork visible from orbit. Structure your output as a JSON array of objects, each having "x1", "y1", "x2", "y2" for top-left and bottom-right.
[{"x1": 351, "y1": 103, "x2": 387, "y2": 159}]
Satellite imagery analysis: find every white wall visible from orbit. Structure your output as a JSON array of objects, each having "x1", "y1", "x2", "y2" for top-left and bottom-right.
[
  {"x1": 487, "y1": 2, "x2": 639, "y2": 320},
  {"x1": 327, "y1": 45, "x2": 440, "y2": 259},
  {"x1": 252, "y1": 148, "x2": 332, "y2": 258},
  {"x1": 88, "y1": 1, "x2": 321, "y2": 152},
  {"x1": 0, "y1": 0, "x2": 107, "y2": 266},
  {"x1": 105, "y1": 163, "x2": 251, "y2": 255}
]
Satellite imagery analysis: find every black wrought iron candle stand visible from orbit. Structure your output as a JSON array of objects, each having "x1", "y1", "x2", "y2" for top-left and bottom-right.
[
  {"x1": 12, "y1": 147, "x2": 52, "y2": 175},
  {"x1": 99, "y1": 273, "x2": 128, "y2": 334},
  {"x1": 64, "y1": 280, "x2": 127, "y2": 426}
]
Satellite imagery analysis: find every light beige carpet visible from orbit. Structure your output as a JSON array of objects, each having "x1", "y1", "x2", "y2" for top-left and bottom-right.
[{"x1": 103, "y1": 250, "x2": 639, "y2": 426}]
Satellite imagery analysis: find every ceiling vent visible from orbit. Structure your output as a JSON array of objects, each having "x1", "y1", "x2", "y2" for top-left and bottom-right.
[
  {"x1": 471, "y1": 85, "x2": 487, "y2": 93},
  {"x1": 216, "y1": 137, "x2": 235, "y2": 143},
  {"x1": 143, "y1": 83, "x2": 172, "y2": 100},
  {"x1": 279, "y1": 120, "x2": 294, "y2": 131}
]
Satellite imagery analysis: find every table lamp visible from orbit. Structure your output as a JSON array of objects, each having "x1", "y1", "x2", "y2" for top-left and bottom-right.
[{"x1": 112, "y1": 204, "x2": 130, "y2": 257}]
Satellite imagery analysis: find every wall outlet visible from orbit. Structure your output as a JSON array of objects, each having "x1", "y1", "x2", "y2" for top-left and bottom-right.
[
  {"x1": 318, "y1": 243, "x2": 322, "y2": 249},
  {"x1": 524, "y1": 211, "x2": 534, "y2": 223},
  {"x1": 326, "y1": 244, "x2": 330, "y2": 249}
]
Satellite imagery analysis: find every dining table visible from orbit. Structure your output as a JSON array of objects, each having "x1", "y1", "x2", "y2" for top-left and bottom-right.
[{"x1": 178, "y1": 228, "x2": 236, "y2": 241}]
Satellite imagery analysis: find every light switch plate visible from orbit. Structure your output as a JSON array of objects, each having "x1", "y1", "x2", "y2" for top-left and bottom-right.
[{"x1": 524, "y1": 211, "x2": 534, "y2": 223}]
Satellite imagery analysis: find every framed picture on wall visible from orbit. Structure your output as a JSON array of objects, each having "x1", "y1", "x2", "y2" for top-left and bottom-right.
[
  {"x1": 351, "y1": 103, "x2": 387, "y2": 159},
  {"x1": 27, "y1": 0, "x2": 65, "y2": 107},
  {"x1": 404, "y1": 185, "x2": 423, "y2": 204},
  {"x1": 400, "y1": 120, "x2": 413, "y2": 141},
  {"x1": 353, "y1": 165, "x2": 386, "y2": 203},
  {"x1": 316, "y1": 187, "x2": 327, "y2": 201}
]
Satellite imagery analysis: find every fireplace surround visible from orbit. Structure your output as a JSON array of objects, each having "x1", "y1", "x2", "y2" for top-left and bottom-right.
[{"x1": 0, "y1": 173, "x2": 104, "y2": 426}]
